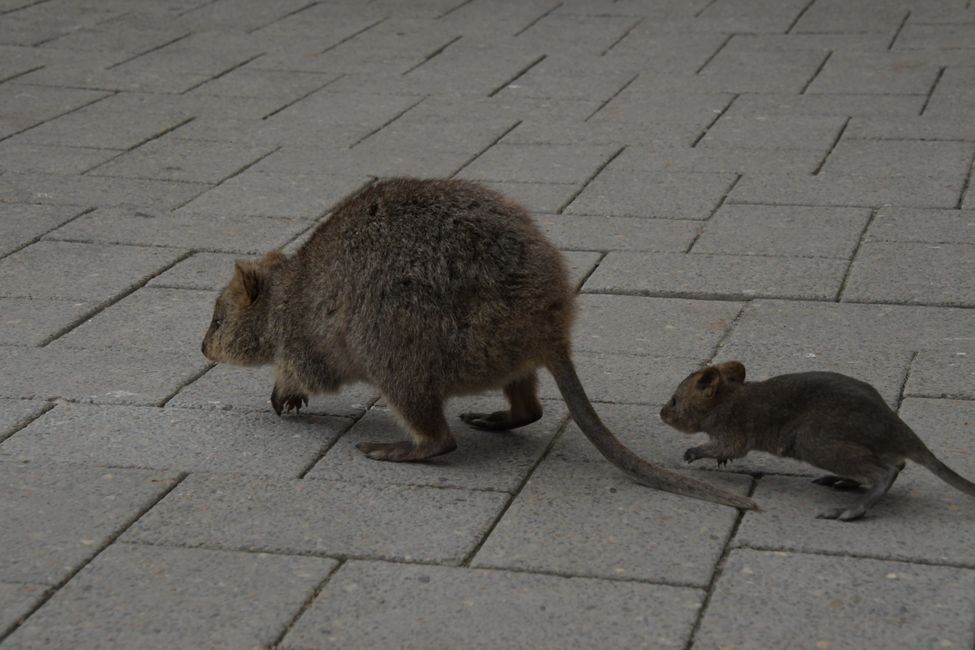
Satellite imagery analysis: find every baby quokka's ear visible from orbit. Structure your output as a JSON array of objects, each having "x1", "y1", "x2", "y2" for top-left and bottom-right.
[
  {"x1": 716, "y1": 360, "x2": 746, "y2": 383},
  {"x1": 232, "y1": 260, "x2": 264, "y2": 306},
  {"x1": 696, "y1": 367, "x2": 721, "y2": 399}
]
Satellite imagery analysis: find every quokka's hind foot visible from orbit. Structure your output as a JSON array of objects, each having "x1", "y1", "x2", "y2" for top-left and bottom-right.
[
  {"x1": 356, "y1": 438, "x2": 457, "y2": 462},
  {"x1": 812, "y1": 475, "x2": 863, "y2": 491}
]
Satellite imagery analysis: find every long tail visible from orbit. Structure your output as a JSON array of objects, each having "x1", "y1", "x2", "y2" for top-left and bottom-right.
[
  {"x1": 546, "y1": 352, "x2": 758, "y2": 511},
  {"x1": 910, "y1": 445, "x2": 975, "y2": 498}
]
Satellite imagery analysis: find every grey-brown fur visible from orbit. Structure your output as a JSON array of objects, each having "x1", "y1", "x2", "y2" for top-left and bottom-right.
[
  {"x1": 660, "y1": 362, "x2": 975, "y2": 520},
  {"x1": 202, "y1": 177, "x2": 755, "y2": 510}
]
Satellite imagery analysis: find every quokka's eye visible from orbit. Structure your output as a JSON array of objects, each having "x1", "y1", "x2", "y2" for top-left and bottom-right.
[
  {"x1": 668, "y1": 397, "x2": 677, "y2": 408},
  {"x1": 212, "y1": 318, "x2": 223, "y2": 329}
]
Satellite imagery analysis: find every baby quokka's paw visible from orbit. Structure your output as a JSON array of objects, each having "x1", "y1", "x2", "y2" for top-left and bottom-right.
[{"x1": 271, "y1": 385, "x2": 309, "y2": 416}]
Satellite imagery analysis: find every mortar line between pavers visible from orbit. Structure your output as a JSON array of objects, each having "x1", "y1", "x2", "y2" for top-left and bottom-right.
[
  {"x1": 155, "y1": 364, "x2": 218, "y2": 408},
  {"x1": 583, "y1": 73, "x2": 638, "y2": 122},
  {"x1": 0, "y1": 205, "x2": 94, "y2": 262},
  {"x1": 785, "y1": 0, "x2": 818, "y2": 33},
  {"x1": 245, "y1": 1, "x2": 317, "y2": 34},
  {"x1": 487, "y1": 54, "x2": 546, "y2": 98},
  {"x1": 449, "y1": 120, "x2": 522, "y2": 177},
  {"x1": 799, "y1": 50, "x2": 832, "y2": 95},
  {"x1": 513, "y1": 1, "x2": 562, "y2": 37},
  {"x1": 294, "y1": 396, "x2": 379, "y2": 479},
  {"x1": 436, "y1": 0, "x2": 477, "y2": 19},
  {"x1": 80, "y1": 116, "x2": 197, "y2": 176},
  {"x1": 694, "y1": 33, "x2": 733, "y2": 75},
  {"x1": 557, "y1": 145, "x2": 626, "y2": 214},
  {"x1": 104, "y1": 32, "x2": 193, "y2": 70},
  {"x1": 707, "y1": 302, "x2": 747, "y2": 363},
  {"x1": 0, "y1": 89, "x2": 117, "y2": 145},
  {"x1": 268, "y1": 558, "x2": 346, "y2": 650},
  {"x1": 693, "y1": 0, "x2": 720, "y2": 18},
  {"x1": 262, "y1": 73, "x2": 346, "y2": 120},
  {"x1": 176, "y1": 0, "x2": 219, "y2": 18},
  {"x1": 180, "y1": 53, "x2": 266, "y2": 95},
  {"x1": 348, "y1": 96, "x2": 427, "y2": 147},
  {"x1": 320, "y1": 16, "x2": 388, "y2": 54},
  {"x1": 812, "y1": 116, "x2": 850, "y2": 175},
  {"x1": 575, "y1": 251, "x2": 607, "y2": 292},
  {"x1": 684, "y1": 174, "x2": 741, "y2": 254},
  {"x1": 955, "y1": 149, "x2": 975, "y2": 210},
  {"x1": 207, "y1": 145, "x2": 283, "y2": 186},
  {"x1": 600, "y1": 17, "x2": 644, "y2": 56},
  {"x1": 0, "y1": 65, "x2": 44, "y2": 85},
  {"x1": 681, "y1": 475, "x2": 759, "y2": 650},
  {"x1": 36, "y1": 249, "x2": 196, "y2": 347},
  {"x1": 887, "y1": 10, "x2": 911, "y2": 50},
  {"x1": 732, "y1": 542, "x2": 975, "y2": 572},
  {"x1": 0, "y1": 0, "x2": 54, "y2": 15},
  {"x1": 834, "y1": 207, "x2": 877, "y2": 302},
  {"x1": 690, "y1": 93, "x2": 738, "y2": 148},
  {"x1": 401, "y1": 35, "x2": 464, "y2": 76},
  {"x1": 0, "y1": 472, "x2": 189, "y2": 646},
  {"x1": 0, "y1": 401, "x2": 55, "y2": 445},
  {"x1": 918, "y1": 66, "x2": 945, "y2": 116},
  {"x1": 894, "y1": 351, "x2": 919, "y2": 412},
  {"x1": 459, "y1": 412, "x2": 572, "y2": 567}
]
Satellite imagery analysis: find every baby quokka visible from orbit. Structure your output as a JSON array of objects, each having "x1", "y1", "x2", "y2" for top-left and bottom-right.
[{"x1": 660, "y1": 362, "x2": 975, "y2": 521}]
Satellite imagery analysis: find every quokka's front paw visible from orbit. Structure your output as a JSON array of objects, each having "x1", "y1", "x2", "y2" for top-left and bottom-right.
[
  {"x1": 271, "y1": 385, "x2": 308, "y2": 416},
  {"x1": 683, "y1": 447, "x2": 703, "y2": 463}
]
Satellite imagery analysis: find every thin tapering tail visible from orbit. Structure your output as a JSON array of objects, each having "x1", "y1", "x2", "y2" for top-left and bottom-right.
[
  {"x1": 546, "y1": 352, "x2": 758, "y2": 511},
  {"x1": 910, "y1": 445, "x2": 975, "y2": 498}
]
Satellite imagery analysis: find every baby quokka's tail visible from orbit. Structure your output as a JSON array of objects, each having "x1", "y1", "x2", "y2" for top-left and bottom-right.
[
  {"x1": 546, "y1": 350, "x2": 758, "y2": 511},
  {"x1": 910, "y1": 445, "x2": 975, "y2": 498}
]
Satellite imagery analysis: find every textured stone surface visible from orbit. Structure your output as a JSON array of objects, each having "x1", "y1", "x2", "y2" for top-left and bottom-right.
[
  {"x1": 1, "y1": 403, "x2": 351, "y2": 476},
  {"x1": 0, "y1": 204, "x2": 86, "y2": 258},
  {"x1": 905, "y1": 349, "x2": 975, "y2": 400},
  {"x1": 865, "y1": 207, "x2": 975, "y2": 244},
  {"x1": 0, "y1": 462, "x2": 178, "y2": 584},
  {"x1": 0, "y1": 582, "x2": 47, "y2": 639},
  {"x1": 695, "y1": 550, "x2": 975, "y2": 650},
  {"x1": 566, "y1": 170, "x2": 738, "y2": 219},
  {"x1": 843, "y1": 242, "x2": 975, "y2": 306},
  {"x1": 0, "y1": 298, "x2": 91, "y2": 346},
  {"x1": 124, "y1": 473, "x2": 509, "y2": 565},
  {"x1": 281, "y1": 561, "x2": 703, "y2": 650},
  {"x1": 0, "y1": 399, "x2": 49, "y2": 443},
  {"x1": 4, "y1": 544, "x2": 336, "y2": 650}
]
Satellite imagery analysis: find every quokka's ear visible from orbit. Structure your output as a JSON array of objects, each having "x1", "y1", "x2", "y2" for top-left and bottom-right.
[
  {"x1": 696, "y1": 366, "x2": 721, "y2": 399},
  {"x1": 257, "y1": 250, "x2": 287, "y2": 269},
  {"x1": 716, "y1": 360, "x2": 746, "y2": 383},
  {"x1": 232, "y1": 261, "x2": 263, "y2": 305}
]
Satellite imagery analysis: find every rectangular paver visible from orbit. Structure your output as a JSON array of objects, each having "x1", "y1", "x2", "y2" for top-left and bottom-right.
[
  {"x1": 843, "y1": 242, "x2": 975, "y2": 306},
  {"x1": 905, "y1": 349, "x2": 975, "y2": 400}
]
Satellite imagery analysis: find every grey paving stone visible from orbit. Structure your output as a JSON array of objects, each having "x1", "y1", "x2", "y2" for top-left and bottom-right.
[
  {"x1": 905, "y1": 349, "x2": 975, "y2": 399},
  {"x1": 725, "y1": 31, "x2": 892, "y2": 52},
  {"x1": 4, "y1": 544, "x2": 336, "y2": 650},
  {"x1": 87, "y1": 138, "x2": 276, "y2": 183},
  {"x1": 584, "y1": 251, "x2": 847, "y2": 301},
  {"x1": 168, "y1": 364, "x2": 378, "y2": 418},
  {"x1": 174, "y1": 0, "x2": 313, "y2": 32},
  {"x1": 821, "y1": 140, "x2": 975, "y2": 183},
  {"x1": 268, "y1": 90, "x2": 426, "y2": 131},
  {"x1": 865, "y1": 207, "x2": 975, "y2": 244},
  {"x1": 843, "y1": 242, "x2": 975, "y2": 306},
  {"x1": 515, "y1": 13, "x2": 639, "y2": 55},
  {"x1": 845, "y1": 114, "x2": 975, "y2": 142},
  {"x1": 729, "y1": 173, "x2": 961, "y2": 209},
  {"x1": 723, "y1": 299, "x2": 975, "y2": 355},
  {"x1": 472, "y1": 457, "x2": 750, "y2": 585},
  {"x1": 537, "y1": 352, "x2": 704, "y2": 405},
  {"x1": 306, "y1": 397, "x2": 567, "y2": 492},
  {"x1": 13, "y1": 104, "x2": 192, "y2": 150},
  {"x1": 693, "y1": 0, "x2": 812, "y2": 33},
  {"x1": 0, "y1": 142, "x2": 120, "y2": 175},
  {"x1": 562, "y1": 249, "x2": 602, "y2": 289},
  {"x1": 0, "y1": 172, "x2": 209, "y2": 211},
  {"x1": 894, "y1": 21, "x2": 975, "y2": 50},
  {"x1": 177, "y1": 171, "x2": 366, "y2": 220},
  {"x1": 497, "y1": 55, "x2": 637, "y2": 101},
  {"x1": 281, "y1": 560, "x2": 703, "y2": 650},
  {"x1": 588, "y1": 92, "x2": 733, "y2": 139},
  {"x1": 608, "y1": 144, "x2": 824, "y2": 176},
  {"x1": 793, "y1": 0, "x2": 911, "y2": 33},
  {"x1": 693, "y1": 204, "x2": 871, "y2": 258},
  {"x1": 572, "y1": 294, "x2": 743, "y2": 357},
  {"x1": 699, "y1": 49, "x2": 829, "y2": 94},
  {"x1": 123, "y1": 473, "x2": 509, "y2": 565},
  {"x1": 0, "y1": 298, "x2": 92, "y2": 346},
  {"x1": 605, "y1": 31, "x2": 728, "y2": 73},
  {"x1": 0, "y1": 582, "x2": 47, "y2": 639},
  {"x1": 479, "y1": 182, "x2": 580, "y2": 213},
  {"x1": 461, "y1": 144, "x2": 620, "y2": 185},
  {"x1": 1, "y1": 402, "x2": 350, "y2": 476},
  {"x1": 732, "y1": 92, "x2": 927, "y2": 118},
  {"x1": 701, "y1": 113, "x2": 847, "y2": 151},
  {"x1": 146, "y1": 252, "x2": 240, "y2": 289},
  {"x1": 0, "y1": 204, "x2": 85, "y2": 257},
  {"x1": 695, "y1": 550, "x2": 975, "y2": 650},
  {"x1": 253, "y1": 142, "x2": 472, "y2": 180},
  {"x1": 404, "y1": 41, "x2": 546, "y2": 96},
  {"x1": 806, "y1": 51, "x2": 940, "y2": 95},
  {"x1": 0, "y1": 241, "x2": 185, "y2": 301},
  {"x1": 535, "y1": 213, "x2": 698, "y2": 252},
  {"x1": 0, "y1": 83, "x2": 108, "y2": 139},
  {"x1": 566, "y1": 170, "x2": 738, "y2": 220},
  {"x1": 0, "y1": 399, "x2": 49, "y2": 443},
  {"x1": 47, "y1": 208, "x2": 307, "y2": 254},
  {"x1": 38, "y1": 12, "x2": 190, "y2": 54},
  {"x1": 0, "y1": 462, "x2": 178, "y2": 584},
  {"x1": 0, "y1": 346, "x2": 208, "y2": 406}
]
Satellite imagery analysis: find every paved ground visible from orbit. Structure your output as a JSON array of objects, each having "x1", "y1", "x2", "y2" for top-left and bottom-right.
[{"x1": 1, "y1": 0, "x2": 975, "y2": 647}]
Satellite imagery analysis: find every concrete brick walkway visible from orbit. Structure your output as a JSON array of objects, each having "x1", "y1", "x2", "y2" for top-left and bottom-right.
[{"x1": 2, "y1": 0, "x2": 974, "y2": 647}]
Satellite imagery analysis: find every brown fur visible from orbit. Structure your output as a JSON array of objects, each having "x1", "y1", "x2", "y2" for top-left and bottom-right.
[
  {"x1": 660, "y1": 362, "x2": 975, "y2": 520},
  {"x1": 202, "y1": 178, "x2": 756, "y2": 510}
]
